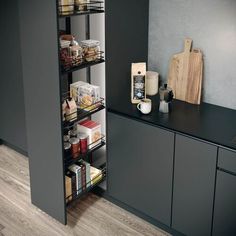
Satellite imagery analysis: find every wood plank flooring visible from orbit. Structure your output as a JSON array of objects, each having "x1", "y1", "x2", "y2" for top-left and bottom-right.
[{"x1": 0, "y1": 145, "x2": 170, "y2": 236}]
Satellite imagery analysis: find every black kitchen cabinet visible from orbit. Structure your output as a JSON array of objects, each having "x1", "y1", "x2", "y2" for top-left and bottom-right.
[
  {"x1": 212, "y1": 149, "x2": 236, "y2": 236},
  {"x1": 172, "y1": 135, "x2": 217, "y2": 236},
  {"x1": 107, "y1": 112, "x2": 174, "y2": 226}
]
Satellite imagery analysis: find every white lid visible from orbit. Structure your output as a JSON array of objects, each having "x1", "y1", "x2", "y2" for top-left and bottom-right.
[
  {"x1": 81, "y1": 39, "x2": 100, "y2": 47},
  {"x1": 146, "y1": 71, "x2": 159, "y2": 79}
]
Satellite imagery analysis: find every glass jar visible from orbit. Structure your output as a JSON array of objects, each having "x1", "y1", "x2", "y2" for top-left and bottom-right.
[
  {"x1": 59, "y1": 0, "x2": 74, "y2": 15},
  {"x1": 81, "y1": 40, "x2": 100, "y2": 62},
  {"x1": 78, "y1": 133, "x2": 88, "y2": 154},
  {"x1": 69, "y1": 138, "x2": 80, "y2": 159},
  {"x1": 146, "y1": 71, "x2": 159, "y2": 96},
  {"x1": 64, "y1": 142, "x2": 71, "y2": 158},
  {"x1": 75, "y1": 0, "x2": 90, "y2": 12}
]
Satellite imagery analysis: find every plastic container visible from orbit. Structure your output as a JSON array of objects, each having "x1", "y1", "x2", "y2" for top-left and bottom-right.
[{"x1": 81, "y1": 40, "x2": 100, "y2": 62}]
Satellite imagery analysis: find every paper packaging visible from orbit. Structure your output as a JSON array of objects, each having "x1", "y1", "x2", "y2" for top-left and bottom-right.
[
  {"x1": 65, "y1": 98, "x2": 77, "y2": 122},
  {"x1": 77, "y1": 120, "x2": 101, "y2": 149},
  {"x1": 131, "y1": 63, "x2": 147, "y2": 104}
]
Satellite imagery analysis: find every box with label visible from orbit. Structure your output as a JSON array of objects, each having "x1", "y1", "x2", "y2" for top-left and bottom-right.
[{"x1": 77, "y1": 119, "x2": 101, "y2": 148}]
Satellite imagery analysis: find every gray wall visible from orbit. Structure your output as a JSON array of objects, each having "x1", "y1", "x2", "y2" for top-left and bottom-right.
[
  {"x1": 0, "y1": 0, "x2": 27, "y2": 153},
  {"x1": 149, "y1": 0, "x2": 236, "y2": 110}
]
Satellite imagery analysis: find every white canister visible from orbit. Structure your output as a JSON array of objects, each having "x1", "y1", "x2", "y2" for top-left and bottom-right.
[{"x1": 146, "y1": 71, "x2": 159, "y2": 96}]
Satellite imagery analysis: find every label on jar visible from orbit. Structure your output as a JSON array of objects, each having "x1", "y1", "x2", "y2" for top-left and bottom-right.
[{"x1": 133, "y1": 75, "x2": 145, "y2": 100}]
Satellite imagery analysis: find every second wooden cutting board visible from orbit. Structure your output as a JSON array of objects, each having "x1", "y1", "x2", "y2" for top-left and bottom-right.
[{"x1": 168, "y1": 38, "x2": 203, "y2": 105}]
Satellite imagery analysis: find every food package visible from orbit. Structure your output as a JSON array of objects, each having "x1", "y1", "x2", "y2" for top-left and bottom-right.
[
  {"x1": 131, "y1": 63, "x2": 147, "y2": 104},
  {"x1": 77, "y1": 119, "x2": 101, "y2": 148},
  {"x1": 64, "y1": 98, "x2": 77, "y2": 122},
  {"x1": 90, "y1": 166, "x2": 102, "y2": 185}
]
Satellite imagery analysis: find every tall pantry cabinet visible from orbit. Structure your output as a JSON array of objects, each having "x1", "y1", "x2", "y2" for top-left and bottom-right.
[{"x1": 18, "y1": 0, "x2": 150, "y2": 225}]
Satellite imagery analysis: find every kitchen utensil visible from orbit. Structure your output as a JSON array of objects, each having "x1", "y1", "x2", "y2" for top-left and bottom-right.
[
  {"x1": 168, "y1": 38, "x2": 203, "y2": 105},
  {"x1": 159, "y1": 84, "x2": 174, "y2": 113},
  {"x1": 185, "y1": 49, "x2": 203, "y2": 104}
]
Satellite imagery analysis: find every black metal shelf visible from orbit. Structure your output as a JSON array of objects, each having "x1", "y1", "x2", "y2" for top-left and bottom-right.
[
  {"x1": 64, "y1": 136, "x2": 106, "y2": 167},
  {"x1": 63, "y1": 98, "x2": 105, "y2": 129},
  {"x1": 61, "y1": 58, "x2": 105, "y2": 74},
  {"x1": 66, "y1": 166, "x2": 106, "y2": 206},
  {"x1": 59, "y1": 9, "x2": 105, "y2": 18}
]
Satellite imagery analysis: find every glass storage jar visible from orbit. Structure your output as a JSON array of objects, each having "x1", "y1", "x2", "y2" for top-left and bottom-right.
[
  {"x1": 59, "y1": 0, "x2": 74, "y2": 15},
  {"x1": 81, "y1": 40, "x2": 100, "y2": 62},
  {"x1": 75, "y1": 0, "x2": 90, "y2": 12}
]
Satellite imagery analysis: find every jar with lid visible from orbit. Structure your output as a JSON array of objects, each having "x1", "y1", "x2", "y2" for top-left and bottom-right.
[
  {"x1": 81, "y1": 40, "x2": 100, "y2": 62},
  {"x1": 78, "y1": 133, "x2": 88, "y2": 154},
  {"x1": 69, "y1": 37, "x2": 83, "y2": 66},
  {"x1": 59, "y1": 0, "x2": 75, "y2": 15},
  {"x1": 64, "y1": 142, "x2": 71, "y2": 158},
  {"x1": 75, "y1": 0, "x2": 90, "y2": 12},
  {"x1": 146, "y1": 71, "x2": 159, "y2": 96},
  {"x1": 69, "y1": 138, "x2": 80, "y2": 159}
]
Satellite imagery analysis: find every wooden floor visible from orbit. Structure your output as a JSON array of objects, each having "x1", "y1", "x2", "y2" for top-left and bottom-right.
[{"x1": 0, "y1": 145, "x2": 170, "y2": 236}]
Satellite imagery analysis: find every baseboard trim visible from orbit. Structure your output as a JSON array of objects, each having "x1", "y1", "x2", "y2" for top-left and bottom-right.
[{"x1": 0, "y1": 140, "x2": 28, "y2": 157}]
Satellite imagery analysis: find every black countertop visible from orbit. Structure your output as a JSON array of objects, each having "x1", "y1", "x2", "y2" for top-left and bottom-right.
[{"x1": 107, "y1": 96, "x2": 236, "y2": 151}]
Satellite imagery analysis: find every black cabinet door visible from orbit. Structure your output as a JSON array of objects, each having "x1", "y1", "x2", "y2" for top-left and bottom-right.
[
  {"x1": 172, "y1": 135, "x2": 217, "y2": 236},
  {"x1": 213, "y1": 171, "x2": 236, "y2": 236},
  {"x1": 107, "y1": 112, "x2": 174, "y2": 226}
]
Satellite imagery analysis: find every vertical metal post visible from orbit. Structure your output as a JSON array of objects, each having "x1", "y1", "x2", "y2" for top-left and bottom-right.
[
  {"x1": 85, "y1": 14, "x2": 92, "y2": 163},
  {"x1": 85, "y1": 15, "x2": 91, "y2": 84},
  {"x1": 65, "y1": 17, "x2": 73, "y2": 89}
]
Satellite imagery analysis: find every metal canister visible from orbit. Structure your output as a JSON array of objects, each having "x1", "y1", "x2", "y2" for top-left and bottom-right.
[
  {"x1": 69, "y1": 138, "x2": 80, "y2": 159},
  {"x1": 64, "y1": 142, "x2": 71, "y2": 158},
  {"x1": 78, "y1": 133, "x2": 88, "y2": 154},
  {"x1": 68, "y1": 130, "x2": 77, "y2": 138}
]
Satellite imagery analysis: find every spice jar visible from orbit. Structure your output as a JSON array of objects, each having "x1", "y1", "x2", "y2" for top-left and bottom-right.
[
  {"x1": 64, "y1": 135, "x2": 70, "y2": 142},
  {"x1": 81, "y1": 40, "x2": 100, "y2": 62},
  {"x1": 64, "y1": 142, "x2": 71, "y2": 158},
  {"x1": 68, "y1": 129, "x2": 77, "y2": 138},
  {"x1": 78, "y1": 134, "x2": 88, "y2": 154},
  {"x1": 59, "y1": 0, "x2": 75, "y2": 15},
  {"x1": 69, "y1": 138, "x2": 80, "y2": 159}
]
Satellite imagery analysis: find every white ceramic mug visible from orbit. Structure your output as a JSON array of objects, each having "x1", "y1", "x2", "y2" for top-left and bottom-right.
[{"x1": 137, "y1": 99, "x2": 152, "y2": 114}]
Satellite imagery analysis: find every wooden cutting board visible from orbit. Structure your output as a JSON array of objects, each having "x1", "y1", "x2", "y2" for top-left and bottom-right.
[{"x1": 168, "y1": 38, "x2": 203, "y2": 105}]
